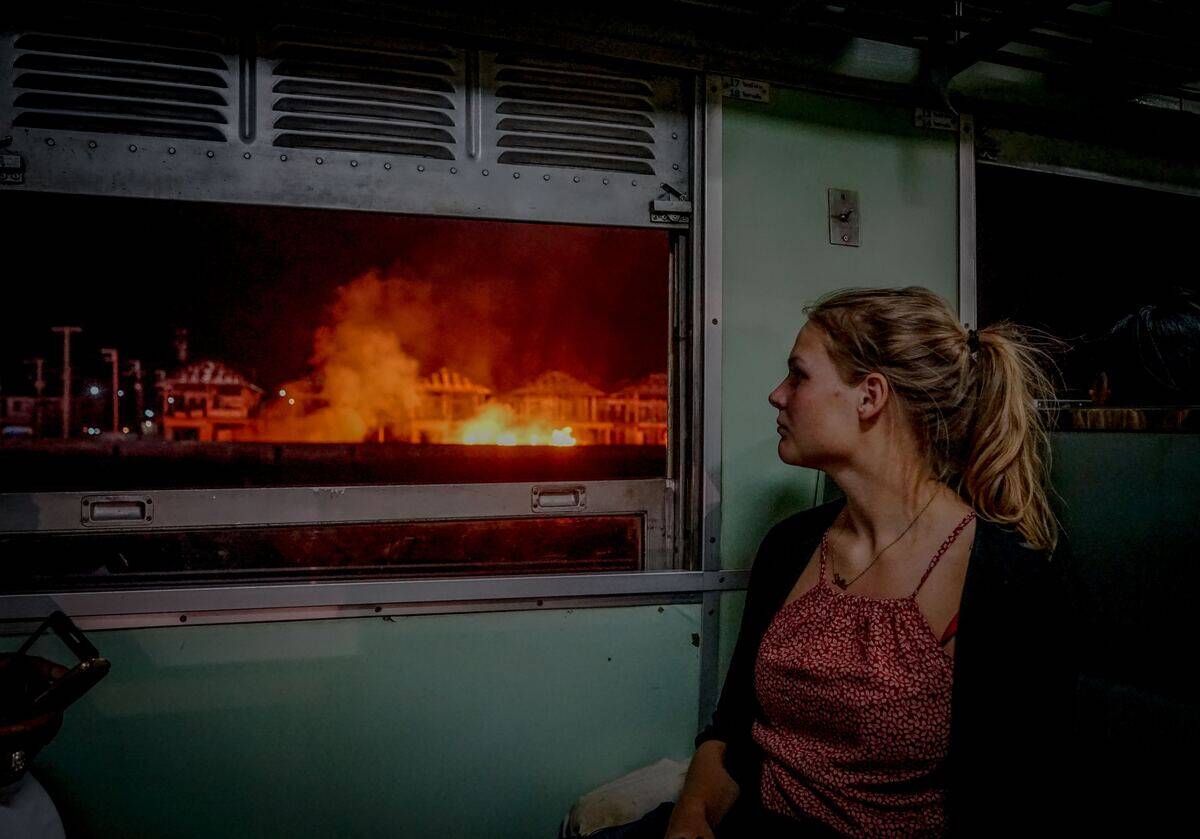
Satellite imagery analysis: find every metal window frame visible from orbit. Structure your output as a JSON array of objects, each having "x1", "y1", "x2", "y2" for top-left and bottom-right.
[{"x1": 0, "y1": 49, "x2": 738, "y2": 632}]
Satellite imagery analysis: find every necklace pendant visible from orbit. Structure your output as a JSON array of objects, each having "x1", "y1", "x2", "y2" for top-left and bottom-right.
[{"x1": 832, "y1": 571, "x2": 850, "y2": 590}]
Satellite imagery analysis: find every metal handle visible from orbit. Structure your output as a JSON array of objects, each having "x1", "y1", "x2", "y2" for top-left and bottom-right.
[
  {"x1": 81, "y1": 496, "x2": 153, "y2": 525},
  {"x1": 531, "y1": 485, "x2": 586, "y2": 511}
]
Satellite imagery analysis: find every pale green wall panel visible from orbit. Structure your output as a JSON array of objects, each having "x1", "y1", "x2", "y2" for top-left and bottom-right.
[
  {"x1": 720, "y1": 88, "x2": 959, "y2": 572},
  {"x1": 11, "y1": 604, "x2": 700, "y2": 838}
]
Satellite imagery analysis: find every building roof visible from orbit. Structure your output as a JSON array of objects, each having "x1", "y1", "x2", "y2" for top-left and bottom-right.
[
  {"x1": 610, "y1": 372, "x2": 668, "y2": 399},
  {"x1": 421, "y1": 367, "x2": 491, "y2": 395},
  {"x1": 507, "y1": 371, "x2": 604, "y2": 398},
  {"x1": 164, "y1": 360, "x2": 263, "y2": 392}
]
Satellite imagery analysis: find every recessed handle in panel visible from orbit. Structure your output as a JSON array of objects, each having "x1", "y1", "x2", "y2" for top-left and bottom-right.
[
  {"x1": 81, "y1": 496, "x2": 153, "y2": 525},
  {"x1": 531, "y1": 485, "x2": 586, "y2": 512}
]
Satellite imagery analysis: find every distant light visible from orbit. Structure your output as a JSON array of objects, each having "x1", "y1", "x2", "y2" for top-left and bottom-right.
[
  {"x1": 288, "y1": 398, "x2": 296, "y2": 406},
  {"x1": 279, "y1": 389, "x2": 287, "y2": 397},
  {"x1": 122, "y1": 426, "x2": 130, "y2": 434},
  {"x1": 88, "y1": 385, "x2": 100, "y2": 396},
  {"x1": 143, "y1": 420, "x2": 153, "y2": 428},
  {"x1": 117, "y1": 389, "x2": 125, "y2": 397},
  {"x1": 144, "y1": 409, "x2": 154, "y2": 418},
  {"x1": 167, "y1": 397, "x2": 175, "y2": 404}
]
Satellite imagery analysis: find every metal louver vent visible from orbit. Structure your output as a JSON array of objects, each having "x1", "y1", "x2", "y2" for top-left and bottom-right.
[
  {"x1": 494, "y1": 55, "x2": 657, "y2": 175},
  {"x1": 267, "y1": 29, "x2": 460, "y2": 159},
  {"x1": 10, "y1": 13, "x2": 232, "y2": 142}
]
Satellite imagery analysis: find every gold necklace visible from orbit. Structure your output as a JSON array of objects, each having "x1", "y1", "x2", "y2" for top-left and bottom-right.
[{"x1": 830, "y1": 486, "x2": 940, "y2": 591}]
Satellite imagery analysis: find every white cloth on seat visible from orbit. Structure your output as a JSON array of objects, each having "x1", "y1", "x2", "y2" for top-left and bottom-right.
[
  {"x1": 560, "y1": 757, "x2": 688, "y2": 837},
  {"x1": 0, "y1": 772, "x2": 65, "y2": 839}
]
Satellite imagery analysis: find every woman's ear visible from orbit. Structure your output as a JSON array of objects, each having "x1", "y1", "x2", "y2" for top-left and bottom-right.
[{"x1": 857, "y1": 372, "x2": 890, "y2": 421}]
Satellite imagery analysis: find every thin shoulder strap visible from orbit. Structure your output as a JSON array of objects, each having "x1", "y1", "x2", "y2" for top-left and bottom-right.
[{"x1": 910, "y1": 510, "x2": 977, "y2": 598}]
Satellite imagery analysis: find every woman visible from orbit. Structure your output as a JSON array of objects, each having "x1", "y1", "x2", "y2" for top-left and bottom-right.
[{"x1": 664, "y1": 287, "x2": 1081, "y2": 838}]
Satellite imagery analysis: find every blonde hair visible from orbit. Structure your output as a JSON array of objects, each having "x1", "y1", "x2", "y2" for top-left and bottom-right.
[{"x1": 803, "y1": 286, "x2": 1067, "y2": 553}]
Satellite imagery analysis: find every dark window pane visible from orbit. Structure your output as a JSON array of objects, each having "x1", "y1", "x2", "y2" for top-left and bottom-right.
[
  {"x1": 978, "y1": 166, "x2": 1200, "y2": 432},
  {"x1": 0, "y1": 515, "x2": 642, "y2": 589}
]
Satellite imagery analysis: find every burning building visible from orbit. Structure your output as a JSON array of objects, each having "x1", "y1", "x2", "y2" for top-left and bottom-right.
[{"x1": 160, "y1": 360, "x2": 264, "y2": 442}]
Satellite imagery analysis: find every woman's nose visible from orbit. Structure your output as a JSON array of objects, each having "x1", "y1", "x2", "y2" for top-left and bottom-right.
[{"x1": 768, "y1": 384, "x2": 785, "y2": 409}]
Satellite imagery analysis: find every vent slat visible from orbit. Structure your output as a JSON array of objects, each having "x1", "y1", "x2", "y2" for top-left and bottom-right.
[
  {"x1": 15, "y1": 72, "x2": 228, "y2": 106},
  {"x1": 494, "y1": 53, "x2": 654, "y2": 81},
  {"x1": 496, "y1": 84, "x2": 653, "y2": 113},
  {"x1": 274, "y1": 133, "x2": 454, "y2": 159},
  {"x1": 495, "y1": 68, "x2": 654, "y2": 96},
  {"x1": 497, "y1": 134, "x2": 654, "y2": 160},
  {"x1": 495, "y1": 118, "x2": 653, "y2": 144},
  {"x1": 496, "y1": 101, "x2": 653, "y2": 127},
  {"x1": 15, "y1": 33, "x2": 228, "y2": 71},
  {"x1": 274, "y1": 60, "x2": 455, "y2": 93},
  {"x1": 15, "y1": 54, "x2": 229, "y2": 89},
  {"x1": 13, "y1": 112, "x2": 226, "y2": 142},
  {"x1": 17, "y1": 16, "x2": 229, "y2": 54},
  {"x1": 273, "y1": 79, "x2": 453, "y2": 111},
  {"x1": 15, "y1": 92, "x2": 227, "y2": 125},
  {"x1": 271, "y1": 45, "x2": 455, "y2": 78},
  {"x1": 497, "y1": 151, "x2": 655, "y2": 175},
  {"x1": 274, "y1": 116, "x2": 454, "y2": 144},
  {"x1": 273, "y1": 97, "x2": 454, "y2": 127}
]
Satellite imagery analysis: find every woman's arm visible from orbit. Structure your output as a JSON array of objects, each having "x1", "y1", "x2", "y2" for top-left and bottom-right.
[{"x1": 665, "y1": 740, "x2": 741, "y2": 838}]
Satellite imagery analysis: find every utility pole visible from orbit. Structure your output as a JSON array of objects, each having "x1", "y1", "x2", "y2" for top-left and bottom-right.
[
  {"x1": 51, "y1": 326, "x2": 81, "y2": 439},
  {"x1": 101, "y1": 347, "x2": 119, "y2": 433},
  {"x1": 129, "y1": 359, "x2": 144, "y2": 430}
]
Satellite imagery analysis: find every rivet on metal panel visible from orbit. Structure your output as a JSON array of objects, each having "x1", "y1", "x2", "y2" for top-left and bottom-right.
[
  {"x1": 482, "y1": 169, "x2": 489, "y2": 176},
  {"x1": 673, "y1": 163, "x2": 679, "y2": 170},
  {"x1": 513, "y1": 171, "x2": 520, "y2": 179},
  {"x1": 45, "y1": 138, "x2": 55, "y2": 147},
  {"x1": 416, "y1": 164, "x2": 423, "y2": 172},
  {"x1": 602, "y1": 178, "x2": 609, "y2": 185},
  {"x1": 671, "y1": 132, "x2": 678, "y2": 139},
  {"x1": 316, "y1": 157, "x2": 324, "y2": 165},
  {"x1": 243, "y1": 152, "x2": 251, "y2": 160},
  {"x1": 128, "y1": 144, "x2": 137, "y2": 153},
  {"x1": 712, "y1": 318, "x2": 719, "y2": 325},
  {"x1": 543, "y1": 174, "x2": 550, "y2": 181},
  {"x1": 384, "y1": 162, "x2": 391, "y2": 170},
  {"x1": 168, "y1": 147, "x2": 176, "y2": 155},
  {"x1": 206, "y1": 150, "x2": 214, "y2": 158},
  {"x1": 573, "y1": 175, "x2": 580, "y2": 183},
  {"x1": 280, "y1": 154, "x2": 287, "y2": 162},
  {"x1": 450, "y1": 167, "x2": 457, "y2": 174},
  {"x1": 88, "y1": 141, "x2": 96, "y2": 149},
  {"x1": 351, "y1": 160, "x2": 359, "y2": 167},
  {"x1": 179, "y1": 615, "x2": 187, "y2": 622},
  {"x1": 631, "y1": 180, "x2": 638, "y2": 186}
]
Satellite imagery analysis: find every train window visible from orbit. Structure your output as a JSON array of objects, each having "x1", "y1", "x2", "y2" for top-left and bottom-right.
[
  {"x1": 0, "y1": 192, "x2": 677, "y2": 589},
  {"x1": 0, "y1": 193, "x2": 669, "y2": 488},
  {"x1": 977, "y1": 166, "x2": 1199, "y2": 433}
]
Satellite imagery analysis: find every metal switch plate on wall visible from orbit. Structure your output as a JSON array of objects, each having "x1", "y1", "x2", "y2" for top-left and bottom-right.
[{"x1": 828, "y1": 188, "x2": 860, "y2": 246}]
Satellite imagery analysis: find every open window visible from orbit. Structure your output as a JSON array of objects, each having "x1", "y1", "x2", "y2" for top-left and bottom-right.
[{"x1": 0, "y1": 3, "x2": 704, "y2": 607}]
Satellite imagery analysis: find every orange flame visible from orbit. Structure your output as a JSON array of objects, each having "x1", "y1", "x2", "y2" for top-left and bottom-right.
[{"x1": 458, "y1": 404, "x2": 576, "y2": 446}]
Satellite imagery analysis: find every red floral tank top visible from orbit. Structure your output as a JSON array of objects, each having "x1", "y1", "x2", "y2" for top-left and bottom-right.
[{"x1": 751, "y1": 510, "x2": 975, "y2": 837}]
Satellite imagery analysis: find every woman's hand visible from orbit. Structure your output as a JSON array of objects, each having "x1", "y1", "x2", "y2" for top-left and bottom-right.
[{"x1": 663, "y1": 800, "x2": 716, "y2": 839}]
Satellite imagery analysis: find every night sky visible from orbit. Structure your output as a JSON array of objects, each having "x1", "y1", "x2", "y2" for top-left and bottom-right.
[{"x1": 2, "y1": 192, "x2": 670, "y2": 397}]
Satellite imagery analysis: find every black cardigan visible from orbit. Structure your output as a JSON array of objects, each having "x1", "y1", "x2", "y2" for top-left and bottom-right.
[{"x1": 696, "y1": 496, "x2": 1081, "y2": 837}]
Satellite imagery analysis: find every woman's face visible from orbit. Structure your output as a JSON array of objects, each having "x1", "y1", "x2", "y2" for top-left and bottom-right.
[{"x1": 768, "y1": 323, "x2": 862, "y2": 469}]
